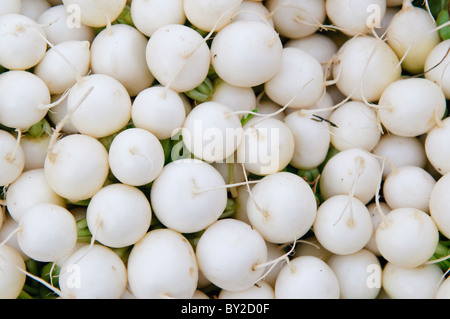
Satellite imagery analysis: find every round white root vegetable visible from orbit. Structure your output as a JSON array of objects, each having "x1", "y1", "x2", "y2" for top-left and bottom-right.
[
  {"x1": 319, "y1": 148, "x2": 382, "y2": 205},
  {"x1": 436, "y1": 276, "x2": 450, "y2": 299},
  {"x1": 21, "y1": 0, "x2": 51, "y2": 21},
  {"x1": 255, "y1": 95, "x2": 286, "y2": 121},
  {"x1": 130, "y1": 0, "x2": 186, "y2": 37},
  {"x1": 131, "y1": 85, "x2": 186, "y2": 140},
  {"x1": 0, "y1": 213, "x2": 24, "y2": 259},
  {"x1": 66, "y1": 74, "x2": 132, "y2": 138},
  {"x1": 265, "y1": 0, "x2": 326, "y2": 39},
  {"x1": 331, "y1": 35, "x2": 401, "y2": 103},
  {"x1": 5, "y1": 168, "x2": 66, "y2": 222},
  {"x1": 145, "y1": 23, "x2": 211, "y2": 93},
  {"x1": 44, "y1": 134, "x2": 109, "y2": 203},
  {"x1": 231, "y1": 0, "x2": 273, "y2": 26},
  {"x1": 326, "y1": 0, "x2": 386, "y2": 36},
  {"x1": 425, "y1": 117, "x2": 450, "y2": 175},
  {"x1": 181, "y1": 101, "x2": 243, "y2": 163},
  {"x1": 236, "y1": 117, "x2": 295, "y2": 176},
  {"x1": 218, "y1": 281, "x2": 275, "y2": 299},
  {"x1": 375, "y1": 207, "x2": 440, "y2": 268},
  {"x1": 209, "y1": 78, "x2": 257, "y2": 114},
  {"x1": 0, "y1": 70, "x2": 50, "y2": 131},
  {"x1": 429, "y1": 172, "x2": 450, "y2": 239},
  {"x1": 90, "y1": 24, "x2": 154, "y2": 97},
  {"x1": 312, "y1": 195, "x2": 373, "y2": 255},
  {"x1": 382, "y1": 165, "x2": 436, "y2": 213},
  {"x1": 264, "y1": 47, "x2": 325, "y2": 109},
  {"x1": 46, "y1": 94, "x2": 79, "y2": 135},
  {"x1": 246, "y1": 172, "x2": 317, "y2": 244},
  {"x1": 386, "y1": 0, "x2": 440, "y2": 74},
  {"x1": 61, "y1": 0, "x2": 127, "y2": 28},
  {"x1": 377, "y1": 78, "x2": 446, "y2": 137},
  {"x1": 0, "y1": 13, "x2": 47, "y2": 70},
  {"x1": 424, "y1": 39, "x2": 450, "y2": 99},
  {"x1": 17, "y1": 203, "x2": 77, "y2": 262},
  {"x1": 20, "y1": 133, "x2": 51, "y2": 171},
  {"x1": 211, "y1": 19, "x2": 283, "y2": 88},
  {"x1": 274, "y1": 255, "x2": 340, "y2": 299},
  {"x1": 327, "y1": 249, "x2": 382, "y2": 299},
  {"x1": 127, "y1": 228, "x2": 198, "y2": 299},
  {"x1": 86, "y1": 183, "x2": 152, "y2": 248},
  {"x1": 0, "y1": 0, "x2": 21, "y2": 16},
  {"x1": 150, "y1": 159, "x2": 228, "y2": 234},
  {"x1": 195, "y1": 218, "x2": 268, "y2": 292},
  {"x1": 328, "y1": 101, "x2": 381, "y2": 152},
  {"x1": 34, "y1": 40, "x2": 91, "y2": 95},
  {"x1": 382, "y1": 262, "x2": 444, "y2": 299},
  {"x1": 183, "y1": 0, "x2": 242, "y2": 32},
  {"x1": 0, "y1": 130, "x2": 25, "y2": 187},
  {"x1": 365, "y1": 202, "x2": 392, "y2": 256},
  {"x1": 108, "y1": 128, "x2": 165, "y2": 186},
  {"x1": 0, "y1": 244, "x2": 26, "y2": 299},
  {"x1": 58, "y1": 244, "x2": 127, "y2": 299}
]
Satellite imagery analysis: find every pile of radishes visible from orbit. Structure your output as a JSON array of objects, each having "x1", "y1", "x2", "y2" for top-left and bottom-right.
[{"x1": 2, "y1": 0, "x2": 450, "y2": 300}]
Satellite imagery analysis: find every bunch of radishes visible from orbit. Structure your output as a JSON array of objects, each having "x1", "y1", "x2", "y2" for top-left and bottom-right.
[{"x1": 1, "y1": 0, "x2": 450, "y2": 299}]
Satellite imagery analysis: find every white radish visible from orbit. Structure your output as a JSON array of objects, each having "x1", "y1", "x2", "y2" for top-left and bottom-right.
[
  {"x1": 274, "y1": 255, "x2": 340, "y2": 299},
  {"x1": 377, "y1": 77, "x2": 446, "y2": 137},
  {"x1": 58, "y1": 244, "x2": 127, "y2": 299},
  {"x1": 436, "y1": 276, "x2": 450, "y2": 299},
  {"x1": 209, "y1": 78, "x2": 257, "y2": 114},
  {"x1": 365, "y1": 201, "x2": 392, "y2": 256},
  {"x1": 218, "y1": 280, "x2": 275, "y2": 299},
  {"x1": 44, "y1": 133, "x2": 109, "y2": 203},
  {"x1": 425, "y1": 117, "x2": 450, "y2": 175},
  {"x1": 211, "y1": 19, "x2": 283, "y2": 88},
  {"x1": 0, "y1": 130, "x2": 25, "y2": 187},
  {"x1": 145, "y1": 23, "x2": 211, "y2": 93},
  {"x1": 46, "y1": 94, "x2": 79, "y2": 135},
  {"x1": 0, "y1": 213, "x2": 24, "y2": 259},
  {"x1": 0, "y1": 70, "x2": 50, "y2": 131},
  {"x1": 0, "y1": 244, "x2": 26, "y2": 299},
  {"x1": 195, "y1": 218, "x2": 268, "y2": 292},
  {"x1": 424, "y1": 39, "x2": 450, "y2": 99},
  {"x1": 312, "y1": 195, "x2": 373, "y2": 255},
  {"x1": 127, "y1": 228, "x2": 198, "y2": 299},
  {"x1": 108, "y1": 128, "x2": 165, "y2": 187},
  {"x1": 0, "y1": 0, "x2": 21, "y2": 16},
  {"x1": 61, "y1": 0, "x2": 127, "y2": 28},
  {"x1": 21, "y1": 0, "x2": 51, "y2": 21},
  {"x1": 90, "y1": 24, "x2": 154, "y2": 97},
  {"x1": 150, "y1": 159, "x2": 228, "y2": 234},
  {"x1": 429, "y1": 172, "x2": 450, "y2": 239},
  {"x1": 255, "y1": 96, "x2": 286, "y2": 121},
  {"x1": 20, "y1": 133, "x2": 51, "y2": 171},
  {"x1": 245, "y1": 171, "x2": 317, "y2": 244},
  {"x1": 375, "y1": 207, "x2": 440, "y2": 268},
  {"x1": 232, "y1": 0, "x2": 273, "y2": 26}
]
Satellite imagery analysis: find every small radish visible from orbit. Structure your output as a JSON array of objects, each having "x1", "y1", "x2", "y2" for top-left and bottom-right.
[
  {"x1": 429, "y1": 172, "x2": 450, "y2": 239},
  {"x1": 21, "y1": 0, "x2": 51, "y2": 21},
  {"x1": 61, "y1": 0, "x2": 127, "y2": 28},
  {"x1": 425, "y1": 117, "x2": 450, "y2": 175},
  {"x1": 0, "y1": 244, "x2": 26, "y2": 299},
  {"x1": 424, "y1": 39, "x2": 450, "y2": 99},
  {"x1": 218, "y1": 280, "x2": 275, "y2": 299},
  {"x1": 0, "y1": 129, "x2": 25, "y2": 187},
  {"x1": 0, "y1": 0, "x2": 21, "y2": 16}
]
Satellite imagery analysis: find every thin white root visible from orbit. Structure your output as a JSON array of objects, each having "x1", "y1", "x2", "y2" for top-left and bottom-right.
[
  {"x1": 0, "y1": 226, "x2": 21, "y2": 249},
  {"x1": 15, "y1": 266, "x2": 66, "y2": 298},
  {"x1": 192, "y1": 180, "x2": 260, "y2": 194}
]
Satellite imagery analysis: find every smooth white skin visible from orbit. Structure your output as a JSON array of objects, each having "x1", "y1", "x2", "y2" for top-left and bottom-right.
[
  {"x1": 61, "y1": 0, "x2": 127, "y2": 28},
  {"x1": 332, "y1": 35, "x2": 401, "y2": 103},
  {"x1": 327, "y1": 249, "x2": 382, "y2": 299},
  {"x1": 66, "y1": 74, "x2": 132, "y2": 138},
  {"x1": 236, "y1": 117, "x2": 295, "y2": 176},
  {"x1": 375, "y1": 207, "x2": 440, "y2": 268},
  {"x1": 263, "y1": 242, "x2": 286, "y2": 287},
  {"x1": 255, "y1": 96, "x2": 285, "y2": 121},
  {"x1": 374, "y1": 6, "x2": 399, "y2": 38},
  {"x1": 429, "y1": 172, "x2": 450, "y2": 239},
  {"x1": 0, "y1": 244, "x2": 26, "y2": 299},
  {"x1": 195, "y1": 218, "x2": 268, "y2": 292},
  {"x1": 0, "y1": 130, "x2": 25, "y2": 187},
  {"x1": 0, "y1": 0, "x2": 21, "y2": 16},
  {"x1": 108, "y1": 128, "x2": 165, "y2": 186},
  {"x1": 131, "y1": 85, "x2": 186, "y2": 140},
  {"x1": 326, "y1": 0, "x2": 386, "y2": 36},
  {"x1": 150, "y1": 159, "x2": 228, "y2": 234},
  {"x1": 183, "y1": 0, "x2": 242, "y2": 32},
  {"x1": 378, "y1": 78, "x2": 446, "y2": 137},
  {"x1": 86, "y1": 183, "x2": 152, "y2": 248},
  {"x1": 425, "y1": 39, "x2": 450, "y2": 99},
  {"x1": 436, "y1": 276, "x2": 450, "y2": 299},
  {"x1": 20, "y1": 133, "x2": 51, "y2": 171},
  {"x1": 274, "y1": 255, "x2": 340, "y2": 299},
  {"x1": 218, "y1": 281, "x2": 275, "y2": 299},
  {"x1": 313, "y1": 195, "x2": 373, "y2": 255},
  {"x1": 382, "y1": 262, "x2": 443, "y2": 299},
  {"x1": 234, "y1": 185, "x2": 252, "y2": 225},
  {"x1": 425, "y1": 117, "x2": 450, "y2": 175},
  {"x1": 0, "y1": 214, "x2": 25, "y2": 259},
  {"x1": 209, "y1": 78, "x2": 257, "y2": 114},
  {"x1": 246, "y1": 172, "x2": 317, "y2": 244},
  {"x1": 319, "y1": 148, "x2": 382, "y2": 205},
  {"x1": 264, "y1": 47, "x2": 325, "y2": 109},
  {"x1": 17, "y1": 203, "x2": 78, "y2": 262},
  {"x1": 37, "y1": 5, "x2": 95, "y2": 45},
  {"x1": 182, "y1": 101, "x2": 243, "y2": 163},
  {"x1": 365, "y1": 202, "x2": 391, "y2": 256},
  {"x1": 127, "y1": 228, "x2": 198, "y2": 299},
  {"x1": 146, "y1": 24, "x2": 211, "y2": 93},
  {"x1": 372, "y1": 134, "x2": 427, "y2": 179},
  {"x1": 0, "y1": 13, "x2": 47, "y2": 70},
  {"x1": 130, "y1": 0, "x2": 186, "y2": 37},
  {"x1": 47, "y1": 94, "x2": 79, "y2": 135},
  {"x1": 5, "y1": 168, "x2": 66, "y2": 222},
  {"x1": 386, "y1": 1, "x2": 440, "y2": 74},
  {"x1": 383, "y1": 165, "x2": 436, "y2": 213},
  {"x1": 90, "y1": 24, "x2": 154, "y2": 97},
  {"x1": 211, "y1": 19, "x2": 283, "y2": 88},
  {"x1": 266, "y1": 0, "x2": 326, "y2": 39},
  {"x1": 59, "y1": 244, "x2": 127, "y2": 299},
  {"x1": 21, "y1": 0, "x2": 51, "y2": 21},
  {"x1": 328, "y1": 101, "x2": 381, "y2": 152},
  {"x1": 34, "y1": 40, "x2": 91, "y2": 95},
  {"x1": 231, "y1": 1, "x2": 273, "y2": 26},
  {"x1": 0, "y1": 71, "x2": 50, "y2": 131},
  {"x1": 44, "y1": 134, "x2": 110, "y2": 202}
]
